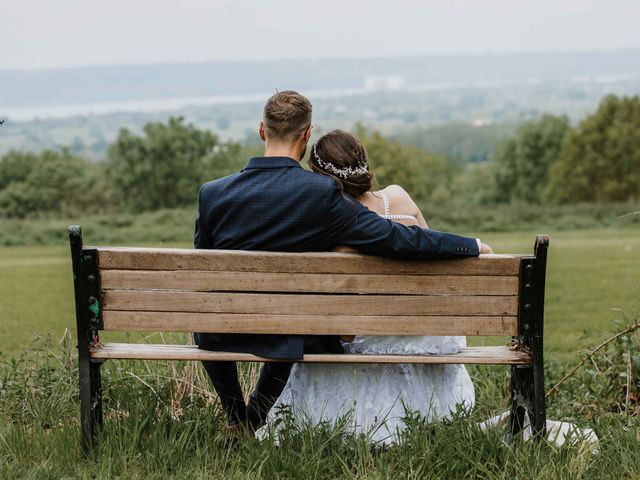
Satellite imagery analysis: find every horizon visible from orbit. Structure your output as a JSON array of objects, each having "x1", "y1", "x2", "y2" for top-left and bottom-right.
[
  {"x1": 2, "y1": 46, "x2": 640, "y2": 74},
  {"x1": 2, "y1": 47, "x2": 640, "y2": 124}
]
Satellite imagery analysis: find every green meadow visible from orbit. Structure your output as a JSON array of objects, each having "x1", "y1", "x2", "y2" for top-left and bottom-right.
[{"x1": 1, "y1": 228, "x2": 639, "y2": 479}]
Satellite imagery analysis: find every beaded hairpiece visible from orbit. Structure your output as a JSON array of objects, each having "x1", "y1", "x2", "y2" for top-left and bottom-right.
[{"x1": 312, "y1": 144, "x2": 369, "y2": 179}]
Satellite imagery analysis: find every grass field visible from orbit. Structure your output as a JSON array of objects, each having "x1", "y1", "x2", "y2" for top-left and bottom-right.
[
  {"x1": 1, "y1": 228, "x2": 638, "y2": 362},
  {"x1": 1, "y1": 228, "x2": 639, "y2": 478}
]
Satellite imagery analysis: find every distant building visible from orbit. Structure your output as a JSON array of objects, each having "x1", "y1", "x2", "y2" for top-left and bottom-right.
[
  {"x1": 471, "y1": 117, "x2": 492, "y2": 127},
  {"x1": 364, "y1": 75, "x2": 406, "y2": 91}
]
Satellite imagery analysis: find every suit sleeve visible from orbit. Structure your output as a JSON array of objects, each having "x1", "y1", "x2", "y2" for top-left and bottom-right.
[
  {"x1": 327, "y1": 184, "x2": 479, "y2": 259},
  {"x1": 194, "y1": 185, "x2": 211, "y2": 249}
]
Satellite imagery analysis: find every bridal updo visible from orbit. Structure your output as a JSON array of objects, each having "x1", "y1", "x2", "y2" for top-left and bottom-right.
[{"x1": 308, "y1": 130, "x2": 374, "y2": 198}]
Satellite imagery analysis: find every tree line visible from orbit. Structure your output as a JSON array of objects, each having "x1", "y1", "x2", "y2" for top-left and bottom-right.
[
  {"x1": 1, "y1": 95, "x2": 638, "y2": 219},
  {"x1": 492, "y1": 95, "x2": 640, "y2": 204}
]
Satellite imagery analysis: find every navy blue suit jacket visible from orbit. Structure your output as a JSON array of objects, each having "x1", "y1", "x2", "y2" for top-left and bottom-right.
[{"x1": 194, "y1": 156, "x2": 479, "y2": 359}]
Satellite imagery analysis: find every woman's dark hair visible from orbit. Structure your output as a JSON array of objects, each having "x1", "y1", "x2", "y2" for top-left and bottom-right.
[{"x1": 307, "y1": 130, "x2": 374, "y2": 197}]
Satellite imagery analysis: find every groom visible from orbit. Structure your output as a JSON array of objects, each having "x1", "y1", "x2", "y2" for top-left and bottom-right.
[{"x1": 194, "y1": 90, "x2": 492, "y2": 433}]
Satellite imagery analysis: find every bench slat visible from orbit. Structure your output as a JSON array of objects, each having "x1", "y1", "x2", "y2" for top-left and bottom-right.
[
  {"x1": 97, "y1": 248, "x2": 522, "y2": 276},
  {"x1": 102, "y1": 291, "x2": 519, "y2": 316},
  {"x1": 90, "y1": 343, "x2": 532, "y2": 365},
  {"x1": 100, "y1": 270, "x2": 519, "y2": 296},
  {"x1": 101, "y1": 311, "x2": 518, "y2": 336}
]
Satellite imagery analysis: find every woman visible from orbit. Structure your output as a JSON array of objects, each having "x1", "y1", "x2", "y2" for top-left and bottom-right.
[{"x1": 257, "y1": 130, "x2": 475, "y2": 444}]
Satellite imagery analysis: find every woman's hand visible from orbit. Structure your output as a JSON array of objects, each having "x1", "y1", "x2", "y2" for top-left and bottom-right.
[
  {"x1": 480, "y1": 242, "x2": 494, "y2": 254},
  {"x1": 333, "y1": 245, "x2": 357, "y2": 253}
]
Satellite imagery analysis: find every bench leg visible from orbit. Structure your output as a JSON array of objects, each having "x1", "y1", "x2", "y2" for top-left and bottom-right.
[
  {"x1": 79, "y1": 356, "x2": 103, "y2": 455},
  {"x1": 508, "y1": 365, "x2": 530, "y2": 438},
  {"x1": 529, "y1": 337, "x2": 546, "y2": 437},
  {"x1": 508, "y1": 341, "x2": 546, "y2": 440},
  {"x1": 509, "y1": 237, "x2": 548, "y2": 441},
  {"x1": 69, "y1": 227, "x2": 104, "y2": 455}
]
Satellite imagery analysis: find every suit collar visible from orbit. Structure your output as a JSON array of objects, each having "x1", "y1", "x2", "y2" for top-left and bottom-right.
[{"x1": 243, "y1": 156, "x2": 302, "y2": 171}]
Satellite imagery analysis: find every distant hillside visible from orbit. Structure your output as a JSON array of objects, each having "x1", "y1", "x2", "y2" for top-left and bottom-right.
[
  {"x1": 2, "y1": 50, "x2": 640, "y2": 159},
  {"x1": 2, "y1": 50, "x2": 640, "y2": 108}
]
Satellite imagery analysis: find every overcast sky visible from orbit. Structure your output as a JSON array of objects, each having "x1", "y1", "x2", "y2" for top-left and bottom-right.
[{"x1": 2, "y1": 0, "x2": 640, "y2": 71}]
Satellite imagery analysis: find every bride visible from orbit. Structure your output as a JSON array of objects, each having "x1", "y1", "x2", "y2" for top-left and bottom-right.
[{"x1": 257, "y1": 130, "x2": 475, "y2": 444}]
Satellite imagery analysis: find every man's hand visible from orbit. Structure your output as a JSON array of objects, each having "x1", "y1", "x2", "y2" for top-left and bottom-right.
[{"x1": 480, "y1": 242, "x2": 494, "y2": 254}]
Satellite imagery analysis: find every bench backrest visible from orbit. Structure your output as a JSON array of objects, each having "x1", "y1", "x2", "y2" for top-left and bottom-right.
[
  {"x1": 68, "y1": 237, "x2": 548, "y2": 339},
  {"x1": 97, "y1": 248, "x2": 522, "y2": 337}
]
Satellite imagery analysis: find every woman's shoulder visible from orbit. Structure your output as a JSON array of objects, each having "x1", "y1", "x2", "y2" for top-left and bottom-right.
[
  {"x1": 381, "y1": 185, "x2": 419, "y2": 216},
  {"x1": 382, "y1": 184, "x2": 411, "y2": 200}
]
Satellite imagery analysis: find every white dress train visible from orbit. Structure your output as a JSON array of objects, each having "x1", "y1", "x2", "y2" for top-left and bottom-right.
[
  {"x1": 257, "y1": 336, "x2": 599, "y2": 450},
  {"x1": 257, "y1": 335, "x2": 474, "y2": 445}
]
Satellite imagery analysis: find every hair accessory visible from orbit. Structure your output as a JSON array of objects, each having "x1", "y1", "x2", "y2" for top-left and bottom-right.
[{"x1": 312, "y1": 144, "x2": 368, "y2": 179}]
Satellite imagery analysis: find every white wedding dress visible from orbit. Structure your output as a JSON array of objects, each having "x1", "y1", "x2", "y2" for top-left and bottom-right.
[
  {"x1": 257, "y1": 192, "x2": 475, "y2": 444},
  {"x1": 258, "y1": 335, "x2": 475, "y2": 445}
]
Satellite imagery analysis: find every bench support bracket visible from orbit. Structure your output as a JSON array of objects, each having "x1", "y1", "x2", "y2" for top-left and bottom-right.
[
  {"x1": 69, "y1": 226, "x2": 103, "y2": 456},
  {"x1": 508, "y1": 235, "x2": 548, "y2": 440}
]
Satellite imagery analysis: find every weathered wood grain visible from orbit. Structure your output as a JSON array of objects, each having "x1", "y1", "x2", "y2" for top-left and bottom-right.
[
  {"x1": 90, "y1": 343, "x2": 532, "y2": 365},
  {"x1": 100, "y1": 270, "x2": 519, "y2": 296},
  {"x1": 101, "y1": 311, "x2": 518, "y2": 336},
  {"x1": 96, "y1": 248, "x2": 522, "y2": 276},
  {"x1": 102, "y1": 291, "x2": 519, "y2": 316}
]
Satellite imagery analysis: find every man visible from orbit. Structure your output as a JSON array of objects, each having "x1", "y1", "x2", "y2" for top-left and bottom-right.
[{"x1": 194, "y1": 90, "x2": 492, "y2": 434}]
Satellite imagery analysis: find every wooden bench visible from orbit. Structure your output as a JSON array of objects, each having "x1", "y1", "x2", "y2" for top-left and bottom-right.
[{"x1": 68, "y1": 225, "x2": 549, "y2": 453}]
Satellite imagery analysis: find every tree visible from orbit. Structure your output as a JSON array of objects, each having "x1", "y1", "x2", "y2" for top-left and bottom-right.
[
  {"x1": 202, "y1": 142, "x2": 247, "y2": 182},
  {"x1": 0, "y1": 151, "x2": 39, "y2": 191},
  {"x1": 107, "y1": 117, "x2": 226, "y2": 212},
  {"x1": 544, "y1": 95, "x2": 640, "y2": 203},
  {"x1": 397, "y1": 122, "x2": 517, "y2": 164},
  {"x1": 0, "y1": 149, "x2": 106, "y2": 218},
  {"x1": 492, "y1": 114, "x2": 570, "y2": 203},
  {"x1": 449, "y1": 161, "x2": 497, "y2": 206},
  {"x1": 354, "y1": 124, "x2": 459, "y2": 205}
]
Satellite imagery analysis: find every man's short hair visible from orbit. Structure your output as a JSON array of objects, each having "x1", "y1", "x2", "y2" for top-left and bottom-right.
[{"x1": 263, "y1": 90, "x2": 312, "y2": 142}]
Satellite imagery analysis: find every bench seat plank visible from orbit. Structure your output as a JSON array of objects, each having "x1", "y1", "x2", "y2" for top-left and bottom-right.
[
  {"x1": 90, "y1": 343, "x2": 532, "y2": 365},
  {"x1": 97, "y1": 248, "x2": 522, "y2": 276},
  {"x1": 102, "y1": 291, "x2": 519, "y2": 316},
  {"x1": 101, "y1": 311, "x2": 518, "y2": 336},
  {"x1": 100, "y1": 270, "x2": 519, "y2": 296}
]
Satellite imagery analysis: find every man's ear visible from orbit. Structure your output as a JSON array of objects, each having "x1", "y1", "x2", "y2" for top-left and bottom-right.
[
  {"x1": 303, "y1": 125, "x2": 312, "y2": 142},
  {"x1": 258, "y1": 121, "x2": 266, "y2": 142}
]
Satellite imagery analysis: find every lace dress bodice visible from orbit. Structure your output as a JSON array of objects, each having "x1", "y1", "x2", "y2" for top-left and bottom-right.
[{"x1": 379, "y1": 190, "x2": 417, "y2": 222}]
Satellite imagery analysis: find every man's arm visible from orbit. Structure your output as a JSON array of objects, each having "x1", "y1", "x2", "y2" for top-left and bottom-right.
[
  {"x1": 194, "y1": 186, "x2": 211, "y2": 249},
  {"x1": 327, "y1": 184, "x2": 480, "y2": 259}
]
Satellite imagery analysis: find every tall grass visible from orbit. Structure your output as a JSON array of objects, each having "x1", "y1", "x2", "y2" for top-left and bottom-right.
[{"x1": 1, "y1": 329, "x2": 639, "y2": 479}]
